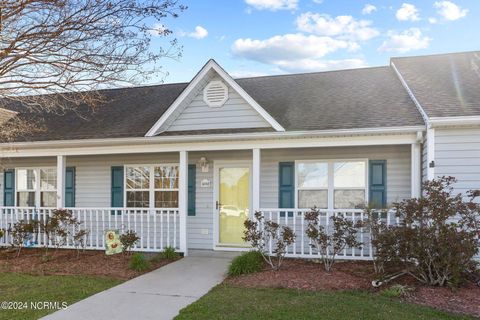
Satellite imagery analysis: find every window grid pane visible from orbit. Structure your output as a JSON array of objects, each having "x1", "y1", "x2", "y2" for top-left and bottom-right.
[
  {"x1": 298, "y1": 190, "x2": 328, "y2": 209},
  {"x1": 40, "y1": 168, "x2": 57, "y2": 191},
  {"x1": 334, "y1": 190, "x2": 366, "y2": 209},
  {"x1": 155, "y1": 191, "x2": 179, "y2": 208},
  {"x1": 126, "y1": 166, "x2": 150, "y2": 190},
  {"x1": 297, "y1": 162, "x2": 328, "y2": 188},
  {"x1": 17, "y1": 169, "x2": 36, "y2": 191},
  {"x1": 126, "y1": 191, "x2": 150, "y2": 208},
  {"x1": 333, "y1": 162, "x2": 365, "y2": 188},
  {"x1": 41, "y1": 191, "x2": 57, "y2": 207}
]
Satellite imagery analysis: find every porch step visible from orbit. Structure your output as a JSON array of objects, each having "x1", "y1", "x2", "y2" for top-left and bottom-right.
[{"x1": 188, "y1": 249, "x2": 241, "y2": 259}]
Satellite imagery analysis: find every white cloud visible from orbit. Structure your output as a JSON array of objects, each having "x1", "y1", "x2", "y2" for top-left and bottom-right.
[
  {"x1": 245, "y1": 0, "x2": 298, "y2": 11},
  {"x1": 312, "y1": 0, "x2": 323, "y2": 4},
  {"x1": 275, "y1": 58, "x2": 368, "y2": 72},
  {"x1": 378, "y1": 28, "x2": 431, "y2": 53},
  {"x1": 396, "y1": 3, "x2": 420, "y2": 21},
  {"x1": 232, "y1": 34, "x2": 352, "y2": 62},
  {"x1": 428, "y1": 17, "x2": 438, "y2": 24},
  {"x1": 231, "y1": 33, "x2": 366, "y2": 73},
  {"x1": 434, "y1": 1, "x2": 468, "y2": 21},
  {"x1": 180, "y1": 26, "x2": 208, "y2": 39},
  {"x1": 296, "y1": 12, "x2": 379, "y2": 41},
  {"x1": 362, "y1": 4, "x2": 377, "y2": 15}
]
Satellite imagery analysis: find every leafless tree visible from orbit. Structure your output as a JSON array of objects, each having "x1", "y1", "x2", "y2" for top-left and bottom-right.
[{"x1": 0, "y1": 0, "x2": 186, "y2": 141}]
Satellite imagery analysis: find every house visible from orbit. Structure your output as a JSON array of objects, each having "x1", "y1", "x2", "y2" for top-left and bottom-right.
[{"x1": 0, "y1": 51, "x2": 479, "y2": 257}]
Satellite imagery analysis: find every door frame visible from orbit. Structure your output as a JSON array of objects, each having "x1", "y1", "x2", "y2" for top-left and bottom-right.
[{"x1": 212, "y1": 160, "x2": 253, "y2": 250}]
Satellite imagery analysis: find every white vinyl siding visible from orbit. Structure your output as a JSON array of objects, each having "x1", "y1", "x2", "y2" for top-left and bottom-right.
[
  {"x1": 166, "y1": 74, "x2": 270, "y2": 132},
  {"x1": 434, "y1": 128, "x2": 480, "y2": 196}
]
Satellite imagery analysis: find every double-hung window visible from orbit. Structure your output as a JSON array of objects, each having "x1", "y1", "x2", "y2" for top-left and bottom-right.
[
  {"x1": 296, "y1": 160, "x2": 367, "y2": 210},
  {"x1": 333, "y1": 162, "x2": 366, "y2": 209},
  {"x1": 125, "y1": 164, "x2": 179, "y2": 209},
  {"x1": 297, "y1": 162, "x2": 328, "y2": 209},
  {"x1": 16, "y1": 167, "x2": 57, "y2": 207}
]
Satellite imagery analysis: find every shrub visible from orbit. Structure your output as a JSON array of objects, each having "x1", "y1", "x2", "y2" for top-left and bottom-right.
[
  {"x1": 42, "y1": 209, "x2": 87, "y2": 254},
  {"x1": 374, "y1": 177, "x2": 480, "y2": 287},
  {"x1": 72, "y1": 229, "x2": 89, "y2": 258},
  {"x1": 305, "y1": 208, "x2": 362, "y2": 272},
  {"x1": 129, "y1": 253, "x2": 151, "y2": 272},
  {"x1": 11, "y1": 220, "x2": 38, "y2": 257},
  {"x1": 228, "y1": 251, "x2": 264, "y2": 276},
  {"x1": 0, "y1": 229, "x2": 4, "y2": 239},
  {"x1": 361, "y1": 206, "x2": 399, "y2": 275},
  {"x1": 243, "y1": 211, "x2": 295, "y2": 271},
  {"x1": 161, "y1": 246, "x2": 179, "y2": 260},
  {"x1": 119, "y1": 230, "x2": 140, "y2": 254}
]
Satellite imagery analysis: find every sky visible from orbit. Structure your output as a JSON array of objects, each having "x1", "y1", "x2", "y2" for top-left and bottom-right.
[{"x1": 149, "y1": 0, "x2": 479, "y2": 84}]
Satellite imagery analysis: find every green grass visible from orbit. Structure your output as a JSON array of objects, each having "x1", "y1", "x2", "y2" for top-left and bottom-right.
[
  {"x1": 176, "y1": 285, "x2": 474, "y2": 320},
  {"x1": 0, "y1": 272, "x2": 122, "y2": 320}
]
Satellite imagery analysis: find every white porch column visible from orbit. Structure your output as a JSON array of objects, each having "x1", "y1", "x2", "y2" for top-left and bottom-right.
[
  {"x1": 252, "y1": 148, "x2": 261, "y2": 212},
  {"x1": 179, "y1": 150, "x2": 188, "y2": 256},
  {"x1": 56, "y1": 155, "x2": 66, "y2": 208},
  {"x1": 411, "y1": 143, "x2": 421, "y2": 198}
]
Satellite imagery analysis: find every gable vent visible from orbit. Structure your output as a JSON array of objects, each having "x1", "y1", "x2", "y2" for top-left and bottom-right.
[{"x1": 203, "y1": 80, "x2": 228, "y2": 108}]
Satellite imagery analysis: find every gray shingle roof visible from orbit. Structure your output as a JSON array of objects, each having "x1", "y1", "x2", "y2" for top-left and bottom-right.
[
  {"x1": 2, "y1": 65, "x2": 424, "y2": 142},
  {"x1": 236, "y1": 66, "x2": 423, "y2": 131},
  {"x1": 392, "y1": 51, "x2": 480, "y2": 118}
]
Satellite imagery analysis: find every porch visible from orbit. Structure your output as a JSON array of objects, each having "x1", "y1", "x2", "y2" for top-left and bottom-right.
[{"x1": 0, "y1": 130, "x2": 423, "y2": 258}]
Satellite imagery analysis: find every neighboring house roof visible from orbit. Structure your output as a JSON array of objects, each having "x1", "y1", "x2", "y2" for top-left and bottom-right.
[
  {"x1": 392, "y1": 51, "x2": 480, "y2": 118},
  {"x1": 1, "y1": 59, "x2": 427, "y2": 142}
]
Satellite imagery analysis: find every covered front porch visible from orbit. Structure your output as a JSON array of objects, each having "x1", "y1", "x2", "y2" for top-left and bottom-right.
[{"x1": 0, "y1": 129, "x2": 423, "y2": 258}]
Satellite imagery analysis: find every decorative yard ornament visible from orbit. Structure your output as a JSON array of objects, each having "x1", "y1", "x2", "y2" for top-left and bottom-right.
[{"x1": 105, "y1": 230, "x2": 123, "y2": 255}]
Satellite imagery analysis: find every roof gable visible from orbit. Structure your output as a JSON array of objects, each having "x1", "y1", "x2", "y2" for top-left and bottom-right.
[{"x1": 145, "y1": 60, "x2": 285, "y2": 136}]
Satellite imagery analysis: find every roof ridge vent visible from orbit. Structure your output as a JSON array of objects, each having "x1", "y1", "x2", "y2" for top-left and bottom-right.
[{"x1": 203, "y1": 80, "x2": 228, "y2": 107}]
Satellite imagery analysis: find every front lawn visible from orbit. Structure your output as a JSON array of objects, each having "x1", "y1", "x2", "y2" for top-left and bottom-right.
[
  {"x1": 0, "y1": 272, "x2": 122, "y2": 320},
  {"x1": 176, "y1": 285, "x2": 474, "y2": 320}
]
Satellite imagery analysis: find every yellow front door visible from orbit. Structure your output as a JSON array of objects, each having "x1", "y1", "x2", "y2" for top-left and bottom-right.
[{"x1": 218, "y1": 166, "x2": 250, "y2": 246}]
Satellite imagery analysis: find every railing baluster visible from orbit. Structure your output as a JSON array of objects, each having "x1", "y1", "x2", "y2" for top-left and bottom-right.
[
  {"x1": 174, "y1": 209, "x2": 177, "y2": 250},
  {"x1": 160, "y1": 210, "x2": 164, "y2": 250},
  {"x1": 153, "y1": 210, "x2": 157, "y2": 251},
  {"x1": 167, "y1": 210, "x2": 170, "y2": 247}
]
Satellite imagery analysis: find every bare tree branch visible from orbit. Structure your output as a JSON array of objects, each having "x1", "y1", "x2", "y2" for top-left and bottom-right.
[{"x1": 0, "y1": 0, "x2": 186, "y2": 140}]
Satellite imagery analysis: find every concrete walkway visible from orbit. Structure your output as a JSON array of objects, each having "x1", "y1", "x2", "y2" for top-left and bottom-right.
[{"x1": 43, "y1": 251, "x2": 235, "y2": 320}]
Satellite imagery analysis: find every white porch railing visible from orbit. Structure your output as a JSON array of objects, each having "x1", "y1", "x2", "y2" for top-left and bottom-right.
[
  {"x1": 0, "y1": 207, "x2": 180, "y2": 252},
  {"x1": 259, "y1": 208, "x2": 399, "y2": 261}
]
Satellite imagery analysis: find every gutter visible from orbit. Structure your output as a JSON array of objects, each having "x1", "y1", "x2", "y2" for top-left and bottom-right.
[
  {"x1": 429, "y1": 116, "x2": 480, "y2": 128},
  {"x1": 0, "y1": 125, "x2": 426, "y2": 150}
]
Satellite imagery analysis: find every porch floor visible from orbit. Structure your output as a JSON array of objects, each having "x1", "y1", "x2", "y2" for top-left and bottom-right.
[{"x1": 42, "y1": 253, "x2": 233, "y2": 320}]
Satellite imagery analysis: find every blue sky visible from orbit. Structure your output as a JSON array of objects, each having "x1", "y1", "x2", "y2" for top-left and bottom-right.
[{"x1": 150, "y1": 0, "x2": 479, "y2": 83}]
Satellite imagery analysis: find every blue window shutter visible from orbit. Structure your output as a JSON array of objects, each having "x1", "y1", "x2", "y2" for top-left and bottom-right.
[
  {"x1": 188, "y1": 164, "x2": 196, "y2": 216},
  {"x1": 279, "y1": 162, "x2": 294, "y2": 217},
  {"x1": 4, "y1": 169, "x2": 15, "y2": 206},
  {"x1": 111, "y1": 166, "x2": 124, "y2": 214},
  {"x1": 369, "y1": 160, "x2": 387, "y2": 208},
  {"x1": 65, "y1": 167, "x2": 76, "y2": 207}
]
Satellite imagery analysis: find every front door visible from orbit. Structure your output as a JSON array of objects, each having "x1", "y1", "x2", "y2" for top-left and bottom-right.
[{"x1": 215, "y1": 162, "x2": 251, "y2": 247}]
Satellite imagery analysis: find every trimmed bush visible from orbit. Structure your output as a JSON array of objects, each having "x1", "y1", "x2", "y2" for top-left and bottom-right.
[
  {"x1": 129, "y1": 253, "x2": 151, "y2": 272},
  {"x1": 228, "y1": 251, "x2": 264, "y2": 276},
  {"x1": 161, "y1": 246, "x2": 179, "y2": 260}
]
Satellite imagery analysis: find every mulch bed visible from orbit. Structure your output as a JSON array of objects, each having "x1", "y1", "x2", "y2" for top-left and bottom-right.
[
  {"x1": 226, "y1": 258, "x2": 480, "y2": 318},
  {"x1": 0, "y1": 247, "x2": 177, "y2": 280}
]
